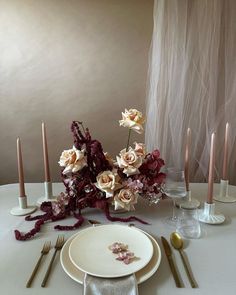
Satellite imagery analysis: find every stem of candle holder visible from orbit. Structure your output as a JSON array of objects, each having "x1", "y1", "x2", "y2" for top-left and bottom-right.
[
  {"x1": 10, "y1": 196, "x2": 37, "y2": 216},
  {"x1": 198, "y1": 202, "x2": 225, "y2": 224},
  {"x1": 175, "y1": 191, "x2": 200, "y2": 209},
  {"x1": 37, "y1": 182, "x2": 57, "y2": 205},
  {"x1": 213, "y1": 180, "x2": 236, "y2": 203}
]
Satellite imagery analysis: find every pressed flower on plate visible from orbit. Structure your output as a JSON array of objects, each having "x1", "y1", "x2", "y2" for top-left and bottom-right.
[{"x1": 108, "y1": 242, "x2": 128, "y2": 253}]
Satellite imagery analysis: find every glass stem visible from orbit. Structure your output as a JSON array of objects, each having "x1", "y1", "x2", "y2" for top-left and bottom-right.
[
  {"x1": 172, "y1": 198, "x2": 177, "y2": 220},
  {"x1": 187, "y1": 191, "x2": 192, "y2": 202}
]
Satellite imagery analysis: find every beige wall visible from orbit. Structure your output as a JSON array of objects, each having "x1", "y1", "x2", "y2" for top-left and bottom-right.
[{"x1": 0, "y1": 0, "x2": 153, "y2": 184}]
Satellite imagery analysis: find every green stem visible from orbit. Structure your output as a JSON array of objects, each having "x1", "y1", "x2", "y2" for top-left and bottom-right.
[{"x1": 126, "y1": 129, "x2": 132, "y2": 151}]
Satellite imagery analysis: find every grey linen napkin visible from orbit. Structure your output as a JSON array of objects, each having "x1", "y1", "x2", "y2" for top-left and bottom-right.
[{"x1": 83, "y1": 273, "x2": 139, "y2": 295}]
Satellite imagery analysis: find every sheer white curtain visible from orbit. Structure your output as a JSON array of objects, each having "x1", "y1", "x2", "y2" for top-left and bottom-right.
[{"x1": 146, "y1": 0, "x2": 236, "y2": 184}]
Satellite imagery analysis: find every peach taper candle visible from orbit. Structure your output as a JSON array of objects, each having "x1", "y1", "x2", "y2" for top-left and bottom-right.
[
  {"x1": 184, "y1": 128, "x2": 191, "y2": 191},
  {"x1": 42, "y1": 122, "x2": 51, "y2": 182},
  {"x1": 37, "y1": 122, "x2": 56, "y2": 205},
  {"x1": 10, "y1": 138, "x2": 37, "y2": 216},
  {"x1": 207, "y1": 133, "x2": 216, "y2": 204},
  {"x1": 17, "y1": 137, "x2": 26, "y2": 197},
  {"x1": 222, "y1": 122, "x2": 229, "y2": 180}
]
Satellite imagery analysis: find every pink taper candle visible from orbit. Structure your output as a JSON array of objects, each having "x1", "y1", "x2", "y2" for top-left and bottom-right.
[
  {"x1": 207, "y1": 133, "x2": 216, "y2": 204},
  {"x1": 17, "y1": 137, "x2": 26, "y2": 197},
  {"x1": 42, "y1": 122, "x2": 51, "y2": 182},
  {"x1": 222, "y1": 122, "x2": 229, "y2": 180},
  {"x1": 184, "y1": 128, "x2": 191, "y2": 191}
]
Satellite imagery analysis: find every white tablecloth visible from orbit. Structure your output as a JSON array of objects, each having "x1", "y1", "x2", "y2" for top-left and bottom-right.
[{"x1": 0, "y1": 182, "x2": 236, "y2": 295}]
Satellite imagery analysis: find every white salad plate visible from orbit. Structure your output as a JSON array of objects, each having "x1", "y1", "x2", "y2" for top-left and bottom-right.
[
  {"x1": 68, "y1": 224, "x2": 154, "y2": 278},
  {"x1": 60, "y1": 225, "x2": 161, "y2": 284}
]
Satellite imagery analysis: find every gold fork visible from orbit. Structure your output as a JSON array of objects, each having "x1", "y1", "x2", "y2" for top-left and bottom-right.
[
  {"x1": 41, "y1": 235, "x2": 65, "y2": 287},
  {"x1": 26, "y1": 241, "x2": 51, "y2": 288}
]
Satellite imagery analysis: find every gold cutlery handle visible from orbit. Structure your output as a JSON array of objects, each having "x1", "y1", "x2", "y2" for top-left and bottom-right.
[
  {"x1": 167, "y1": 255, "x2": 182, "y2": 288},
  {"x1": 41, "y1": 249, "x2": 57, "y2": 287},
  {"x1": 179, "y1": 250, "x2": 197, "y2": 288},
  {"x1": 26, "y1": 254, "x2": 44, "y2": 288}
]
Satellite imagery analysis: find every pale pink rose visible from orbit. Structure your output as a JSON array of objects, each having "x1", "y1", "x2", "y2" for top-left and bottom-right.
[
  {"x1": 116, "y1": 148, "x2": 142, "y2": 176},
  {"x1": 58, "y1": 146, "x2": 87, "y2": 174},
  {"x1": 134, "y1": 142, "x2": 146, "y2": 158},
  {"x1": 119, "y1": 109, "x2": 145, "y2": 134},
  {"x1": 95, "y1": 170, "x2": 122, "y2": 198},
  {"x1": 114, "y1": 188, "x2": 138, "y2": 211}
]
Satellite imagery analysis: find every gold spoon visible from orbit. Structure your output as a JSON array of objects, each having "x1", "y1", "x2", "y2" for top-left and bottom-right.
[{"x1": 170, "y1": 232, "x2": 197, "y2": 288}]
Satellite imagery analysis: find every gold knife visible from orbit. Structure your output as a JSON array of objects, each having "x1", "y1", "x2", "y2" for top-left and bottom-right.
[{"x1": 161, "y1": 236, "x2": 182, "y2": 288}]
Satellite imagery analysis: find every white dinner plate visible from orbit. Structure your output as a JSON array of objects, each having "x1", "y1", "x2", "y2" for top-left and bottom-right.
[
  {"x1": 60, "y1": 226, "x2": 161, "y2": 284},
  {"x1": 68, "y1": 224, "x2": 154, "y2": 278}
]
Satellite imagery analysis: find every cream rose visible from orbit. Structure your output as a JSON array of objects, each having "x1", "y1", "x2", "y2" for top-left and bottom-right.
[
  {"x1": 58, "y1": 146, "x2": 87, "y2": 174},
  {"x1": 134, "y1": 142, "x2": 146, "y2": 158},
  {"x1": 114, "y1": 188, "x2": 138, "y2": 211},
  {"x1": 95, "y1": 170, "x2": 122, "y2": 198},
  {"x1": 119, "y1": 109, "x2": 145, "y2": 134},
  {"x1": 116, "y1": 148, "x2": 142, "y2": 176}
]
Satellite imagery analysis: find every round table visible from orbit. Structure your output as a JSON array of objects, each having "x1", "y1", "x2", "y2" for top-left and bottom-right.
[{"x1": 0, "y1": 182, "x2": 236, "y2": 295}]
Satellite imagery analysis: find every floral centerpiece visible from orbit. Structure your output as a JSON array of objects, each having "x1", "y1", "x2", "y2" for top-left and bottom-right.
[{"x1": 15, "y1": 109, "x2": 165, "y2": 240}]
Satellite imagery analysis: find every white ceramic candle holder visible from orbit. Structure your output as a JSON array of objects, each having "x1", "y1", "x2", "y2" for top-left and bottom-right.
[
  {"x1": 176, "y1": 190, "x2": 200, "y2": 209},
  {"x1": 198, "y1": 202, "x2": 225, "y2": 224},
  {"x1": 10, "y1": 196, "x2": 37, "y2": 216},
  {"x1": 214, "y1": 180, "x2": 236, "y2": 203},
  {"x1": 37, "y1": 182, "x2": 57, "y2": 205}
]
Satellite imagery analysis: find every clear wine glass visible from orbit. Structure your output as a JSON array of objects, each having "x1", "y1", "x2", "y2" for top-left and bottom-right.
[{"x1": 164, "y1": 168, "x2": 187, "y2": 226}]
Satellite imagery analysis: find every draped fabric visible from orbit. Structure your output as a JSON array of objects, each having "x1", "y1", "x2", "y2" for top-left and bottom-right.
[{"x1": 146, "y1": 0, "x2": 236, "y2": 183}]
